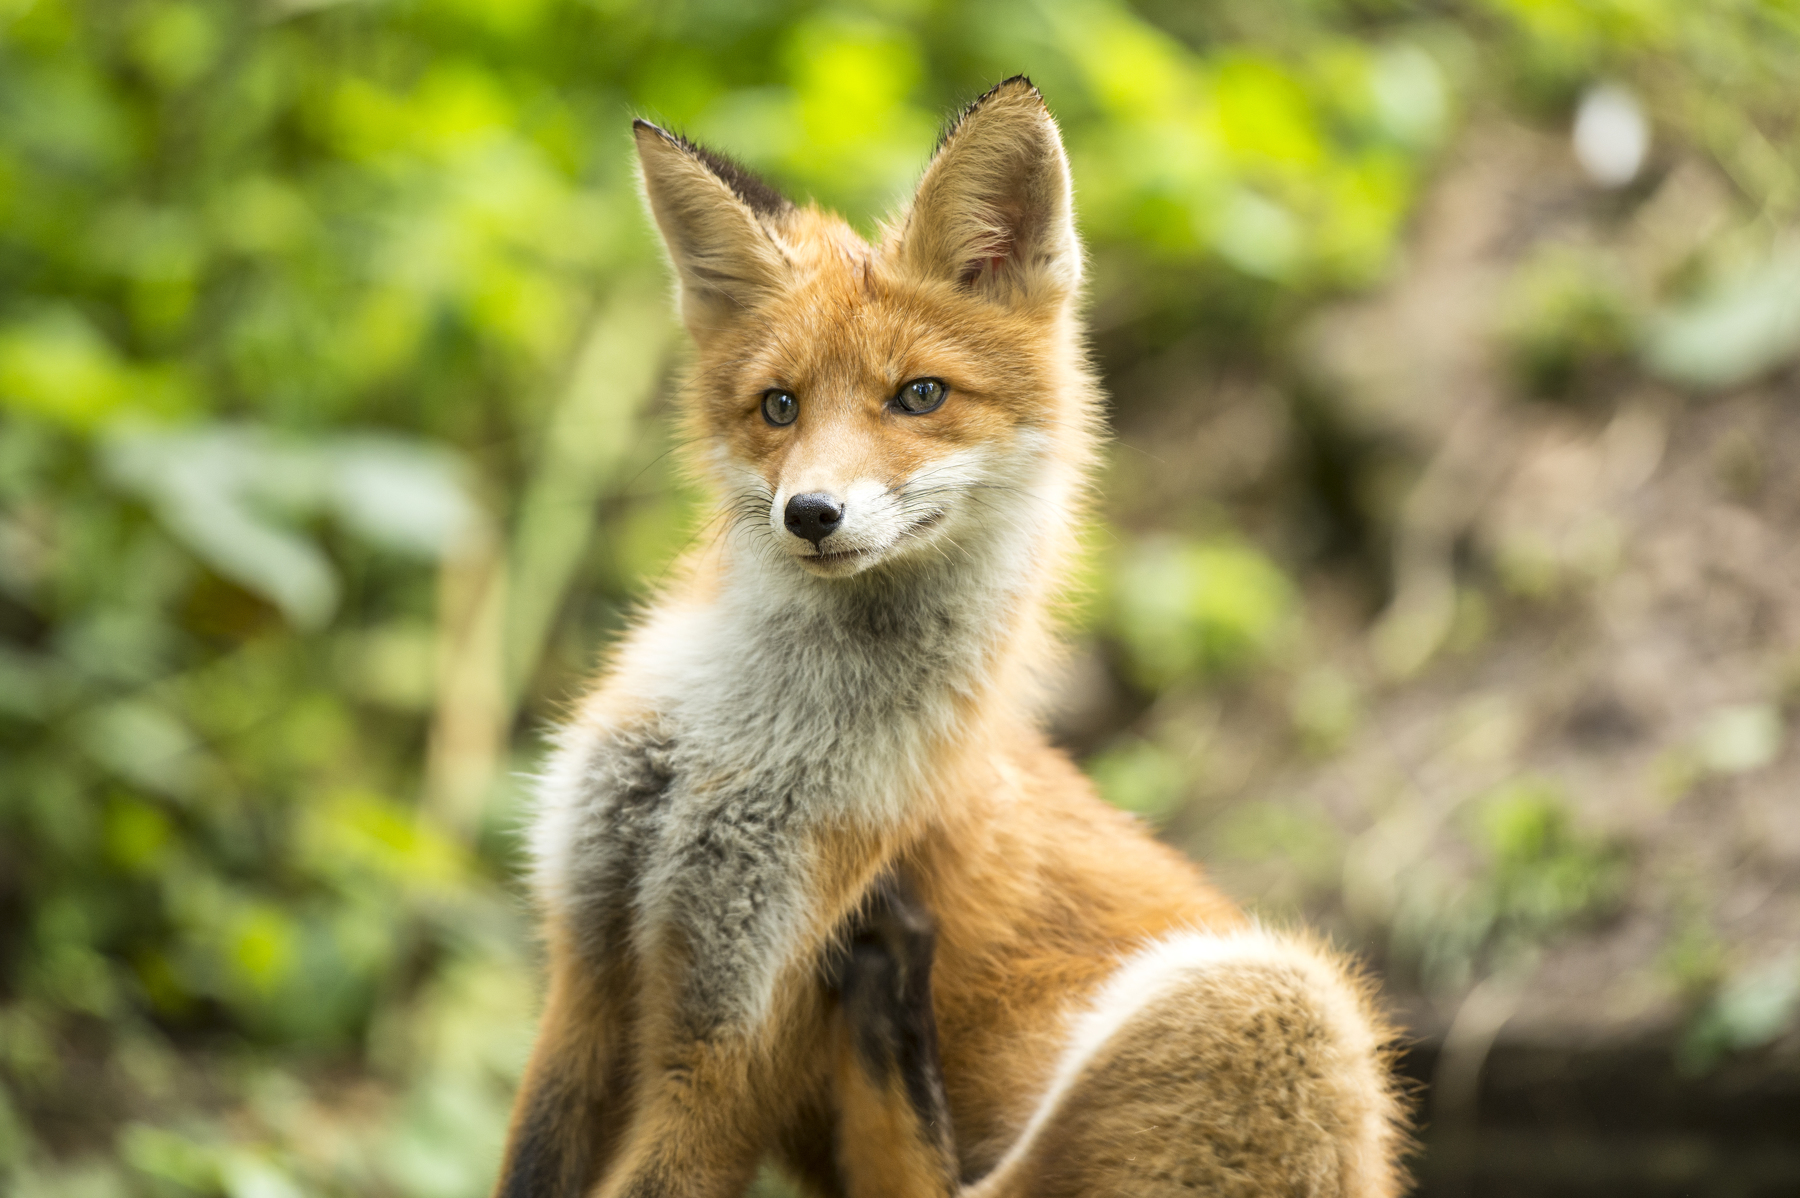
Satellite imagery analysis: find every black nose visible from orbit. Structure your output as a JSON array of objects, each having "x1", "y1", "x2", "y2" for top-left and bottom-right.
[{"x1": 784, "y1": 492, "x2": 844, "y2": 548}]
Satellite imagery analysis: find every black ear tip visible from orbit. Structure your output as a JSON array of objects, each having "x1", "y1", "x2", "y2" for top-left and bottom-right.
[
  {"x1": 632, "y1": 118, "x2": 670, "y2": 142},
  {"x1": 936, "y1": 76, "x2": 1049, "y2": 153},
  {"x1": 989, "y1": 75, "x2": 1044, "y2": 105}
]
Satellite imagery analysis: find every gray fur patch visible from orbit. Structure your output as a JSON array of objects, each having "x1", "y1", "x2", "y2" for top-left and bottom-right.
[
  {"x1": 561, "y1": 727, "x2": 676, "y2": 965},
  {"x1": 642, "y1": 784, "x2": 805, "y2": 1035}
]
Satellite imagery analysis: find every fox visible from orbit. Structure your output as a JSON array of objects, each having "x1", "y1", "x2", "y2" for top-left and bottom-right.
[{"x1": 495, "y1": 78, "x2": 1407, "y2": 1198}]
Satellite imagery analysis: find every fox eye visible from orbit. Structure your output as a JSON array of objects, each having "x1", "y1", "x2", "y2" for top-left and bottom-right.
[
  {"x1": 761, "y1": 389, "x2": 798, "y2": 426},
  {"x1": 894, "y1": 378, "x2": 947, "y2": 415}
]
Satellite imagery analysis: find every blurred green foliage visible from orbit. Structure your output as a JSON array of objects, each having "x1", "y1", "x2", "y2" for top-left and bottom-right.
[
  {"x1": 1109, "y1": 535, "x2": 1296, "y2": 689},
  {"x1": 1388, "y1": 777, "x2": 1629, "y2": 997},
  {"x1": 1472, "y1": 777, "x2": 1628, "y2": 942},
  {"x1": 1681, "y1": 954, "x2": 1800, "y2": 1073},
  {"x1": 5, "y1": 0, "x2": 1800, "y2": 1194},
  {"x1": 1087, "y1": 734, "x2": 1189, "y2": 819},
  {"x1": 1500, "y1": 245, "x2": 1637, "y2": 401}
]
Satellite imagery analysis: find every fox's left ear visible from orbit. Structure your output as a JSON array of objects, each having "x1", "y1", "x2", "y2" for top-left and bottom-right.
[{"x1": 897, "y1": 77, "x2": 1081, "y2": 306}]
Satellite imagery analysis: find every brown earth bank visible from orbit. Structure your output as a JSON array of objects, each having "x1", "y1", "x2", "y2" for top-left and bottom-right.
[
  {"x1": 1398, "y1": 1037, "x2": 1800, "y2": 1197},
  {"x1": 1069, "y1": 113, "x2": 1800, "y2": 1195}
]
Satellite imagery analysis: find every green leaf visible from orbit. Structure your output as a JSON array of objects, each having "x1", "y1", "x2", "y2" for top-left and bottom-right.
[{"x1": 1644, "y1": 250, "x2": 1800, "y2": 389}]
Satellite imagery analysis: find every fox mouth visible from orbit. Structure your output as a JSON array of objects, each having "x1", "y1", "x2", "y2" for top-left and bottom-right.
[
  {"x1": 799, "y1": 510, "x2": 945, "y2": 570},
  {"x1": 805, "y1": 546, "x2": 868, "y2": 566}
]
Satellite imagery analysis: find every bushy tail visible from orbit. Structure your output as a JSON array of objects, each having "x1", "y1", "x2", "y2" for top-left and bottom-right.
[{"x1": 967, "y1": 928, "x2": 1409, "y2": 1198}]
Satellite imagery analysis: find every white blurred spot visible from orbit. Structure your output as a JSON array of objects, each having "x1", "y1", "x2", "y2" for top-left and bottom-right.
[
  {"x1": 1573, "y1": 84, "x2": 1649, "y2": 188},
  {"x1": 1371, "y1": 44, "x2": 1447, "y2": 148},
  {"x1": 1698, "y1": 703, "x2": 1784, "y2": 775},
  {"x1": 1216, "y1": 190, "x2": 1300, "y2": 280},
  {"x1": 1644, "y1": 246, "x2": 1800, "y2": 389}
]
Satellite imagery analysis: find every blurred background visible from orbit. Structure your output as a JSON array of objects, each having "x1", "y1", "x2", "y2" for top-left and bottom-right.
[{"x1": 4, "y1": 0, "x2": 1800, "y2": 1195}]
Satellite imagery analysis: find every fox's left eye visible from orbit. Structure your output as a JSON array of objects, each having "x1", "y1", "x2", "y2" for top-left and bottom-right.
[
  {"x1": 762, "y1": 389, "x2": 798, "y2": 426},
  {"x1": 894, "y1": 378, "x2": 947, "y2": 415}
]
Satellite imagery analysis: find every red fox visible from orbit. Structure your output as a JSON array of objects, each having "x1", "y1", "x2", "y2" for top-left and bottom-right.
[{"x1": 496, "y1": 78, "x2": 1406, "y2": 1198}]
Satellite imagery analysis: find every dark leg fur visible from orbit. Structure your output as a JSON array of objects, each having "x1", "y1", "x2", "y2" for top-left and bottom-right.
[
  {"x1": 831, "y1": 872, "x2": 959, "y2": 1198},
  {"x1": 495, "y1": 1066, "x2": 608, "y2": 1198}
]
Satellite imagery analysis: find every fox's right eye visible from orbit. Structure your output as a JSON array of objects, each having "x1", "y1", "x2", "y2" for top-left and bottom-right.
[{"x1": 761, "y1": 390, "x2": 798, "y2": 426}]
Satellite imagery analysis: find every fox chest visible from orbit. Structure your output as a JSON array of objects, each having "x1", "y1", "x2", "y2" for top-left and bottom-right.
[{"x1": 536, "y1": 591, "x2": 971, "y2": 1030}]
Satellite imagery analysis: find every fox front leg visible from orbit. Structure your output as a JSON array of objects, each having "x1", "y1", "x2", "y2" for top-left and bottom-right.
[
  {"x1": 586, "y1": 939, "x2": 830, "y2": 1198},
  {"x1": 495, "y1": 938, "x2": 629, "y2": 1198},
  {"x1": 585, "y1": 1025, "x2": 789, "y2": 1198},
  {"x1": 832, "y1": 873, "x2": 959, "y2": 1198}
]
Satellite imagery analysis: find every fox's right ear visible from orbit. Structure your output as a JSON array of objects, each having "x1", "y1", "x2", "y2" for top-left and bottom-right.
[{"x1": 633, "y1": 121, "x2": 793, "y2": 342}]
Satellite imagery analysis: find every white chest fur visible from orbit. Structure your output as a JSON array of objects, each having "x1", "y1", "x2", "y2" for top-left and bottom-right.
[{"x1": 529, "y1": 556, "x2": 993, "y2": 1032}]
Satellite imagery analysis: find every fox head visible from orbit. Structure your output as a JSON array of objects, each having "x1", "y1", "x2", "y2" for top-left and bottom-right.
[{"x1": 635, "y1": 78, "x2": 1096, "y2": 592}]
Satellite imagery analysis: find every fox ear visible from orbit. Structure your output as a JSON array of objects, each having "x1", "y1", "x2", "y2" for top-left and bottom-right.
[
  {"x1": 898, "y1": 78, "x2": 1081, "y2": 306},
  {"x1": 634, "y1": 121, "x2": 793, "y2": 341}
]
